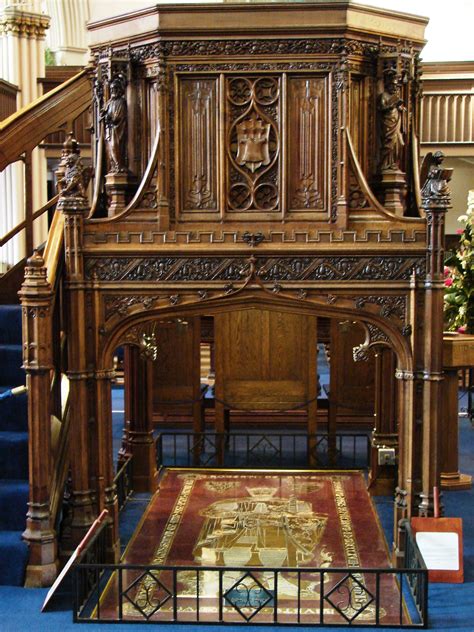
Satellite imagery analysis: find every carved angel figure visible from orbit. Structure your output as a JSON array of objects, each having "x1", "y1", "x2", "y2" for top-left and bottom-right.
[
  {"x1": 420, "y1": 151, "x2": 452, "y2": 201},
  {"x1": 378, "y1": 69, "x2": 405, "y2": 171},
  {"x1": 101, "y1": 76, "x2": 128, "y2": 173},
  {"x1": 56, "y1": 153, "x2": 88, "y2": 198}
]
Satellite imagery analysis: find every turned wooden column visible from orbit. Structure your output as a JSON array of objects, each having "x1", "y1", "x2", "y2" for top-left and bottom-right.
[
  {"x1": 19, "y1": 251, "x2": 59, "y2": 587},
  {"x1": 418, "y1": 158, "x2": 452, "y2": 517},
  {"x1": 124, "y1": 346, "x2": 158, "y2": 492},
  {"x1": 61, "y1": 194, "x2": 95, "y2": 547},
  {"x1": 156, "y1": 55, "x2": 170, "y2": 231},
  {"x1": 368, "y1": 347, "x2": 398, "y2": 495},
  {"x1": 393, "y1": 368, "x2": 416, "y2": 566},
  {"x1": 307, "y1": 316, "x2": 319, "y2": 466},
  {"x1": 440, "y1": 333, "x2": 474, "y2": 491}
]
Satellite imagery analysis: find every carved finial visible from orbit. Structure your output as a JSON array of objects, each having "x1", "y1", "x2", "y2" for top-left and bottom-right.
[
  {"x1": 56, "y1": 135, "x2": 90, "y2": 200},
  {"x1": 21, "y1": 249, "x2": 49, "y2": 289},
  {"x1": 62, "y1": 132, "x2": 80, "y2": 156},
  {"x1": 26, "y1": 249, "x2": 45, "y2": 269}
]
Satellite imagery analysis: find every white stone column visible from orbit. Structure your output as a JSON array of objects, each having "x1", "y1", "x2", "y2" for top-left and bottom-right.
[
  {"x1": 0, "y1": 2, "x2": 50, "y2": 268},
  {"x1": 45, "y1": 0, "x2": 89, "y2": 66}
]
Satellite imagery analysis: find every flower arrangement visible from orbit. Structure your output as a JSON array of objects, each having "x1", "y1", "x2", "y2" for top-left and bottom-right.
[{"x1": 444, "y1": 190, "x2": 474, "y2": 334}]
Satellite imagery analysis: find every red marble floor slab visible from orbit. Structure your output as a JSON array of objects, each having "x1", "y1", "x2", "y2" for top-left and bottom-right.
[{"x1": 97, "y1": 470, "x2": 410, "y2": 626}]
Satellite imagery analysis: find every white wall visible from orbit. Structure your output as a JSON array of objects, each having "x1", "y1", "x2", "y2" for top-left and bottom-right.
[{"x1": 361, "y1": 0, "x2": 474, "y2": 62}]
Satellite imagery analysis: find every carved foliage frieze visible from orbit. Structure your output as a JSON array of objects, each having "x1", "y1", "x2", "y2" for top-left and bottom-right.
[
  {"x1": 85, "y1": 255, "x2": 426, "y2": 283},
  {"x1": 354, "y1": 295, "x2": 406, "y2": 320},
  {"x1": 104, "y1": 295, "x2": 159, "y2": 320},
  {"x1": 122, "y1": 38, "x2": 379, "y2": 62}
]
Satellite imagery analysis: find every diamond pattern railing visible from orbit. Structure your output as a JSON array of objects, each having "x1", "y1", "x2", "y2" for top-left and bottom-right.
[
  {"x1": 123, "y1": 571, "x2": 172, "y2": 620},
  {"x1": 156, "y1": 432, "x2": 371, "y2": 470},
  {"x1": 325, "y1": 572, "x2": 375, "y2": 623},
  {"x1": 74, "y1": 562, "x2": 427, "y2": 627},
  {"x1": 224, "y1": 572, "x2": 274, "y2": 622}
]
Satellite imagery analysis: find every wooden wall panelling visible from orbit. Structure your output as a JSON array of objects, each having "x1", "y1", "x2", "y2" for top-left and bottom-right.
[
  {"x1": 0, "y1": 78, "x2": 18, "y2": 122},
  {"x1": 40, "y1": 67, "x2": 91, "y2": 149},
  {"x1": 214, "y1": 308, "x2": 317, "y2": 432},
  {"x1": 152, "y1": 316, "x2": 202, "y2": 431},
  {"x1": 329, "y1": 319, "x2": 376, "y2": 426}
]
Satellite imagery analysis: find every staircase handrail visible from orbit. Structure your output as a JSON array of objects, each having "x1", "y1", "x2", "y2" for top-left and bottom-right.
[
  {"x1": 50, "y1": 388, "x2": 70, "y2": 528},
  {"x1": 43, "y1": 207, "x2": 64, "y2": 286},
  {"x1": 0, "y1": 70, "x2": 91, "y2": 172},
  {"x1": 0, "y1": 194, "x2": 59, "y2": 249},
  {"x1": 346, "y1": 128, "x2": 424, "y2": 222},
  {"x1": 42, "y1": 206, "x2": 69, "y2": 527}
]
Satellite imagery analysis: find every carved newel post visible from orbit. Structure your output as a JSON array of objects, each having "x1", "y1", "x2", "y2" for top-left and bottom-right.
[
  {"x1": 377, "y1": 67, "x2": 407, "y2": 214},
  {"x1": 58, "y1": 142, "x2": 95, "y2": 548},
  {"x1": 419, "y1": 152, "x2": 452, "y2": 516},
  {"x1": 19, "y1": 251, "x2": 59, "y2": 586}
]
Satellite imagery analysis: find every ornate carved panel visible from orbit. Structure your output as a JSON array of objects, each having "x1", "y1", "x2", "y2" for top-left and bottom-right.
[
  {"x1": 177, "y1": 77, "x2": 218, "y2": 215},
  {"x1": 287, "y1": 76, "x2": 328, "y2": 216},
  {"x1": 226, "y1": 76, "x2": 281, "y2": 215},
  {"x1": 85, "y1": 255, "x2": 426, "y2": 283}
]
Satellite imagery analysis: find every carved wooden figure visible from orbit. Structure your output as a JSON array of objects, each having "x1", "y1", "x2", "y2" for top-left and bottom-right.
[
  {"x1": 102, "y1": 75, "x2": 127, "y2": 174},
  {"x1": 379, "y1": 68, "x2": 405, "y2": 173}
]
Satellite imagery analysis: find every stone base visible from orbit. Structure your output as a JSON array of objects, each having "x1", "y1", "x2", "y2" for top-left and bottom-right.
[{"x1": 441, "y1": 471, "x2": 472, "y2": 491}]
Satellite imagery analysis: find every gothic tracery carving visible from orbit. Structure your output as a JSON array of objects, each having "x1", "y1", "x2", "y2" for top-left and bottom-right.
[{"x1": 227, "y1": 76, "x2": 280, "y2": 212}]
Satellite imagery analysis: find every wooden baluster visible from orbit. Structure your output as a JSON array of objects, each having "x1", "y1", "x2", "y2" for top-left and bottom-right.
[{"x1": 24, "y1": 149, "x2": 33, "y2": 258}]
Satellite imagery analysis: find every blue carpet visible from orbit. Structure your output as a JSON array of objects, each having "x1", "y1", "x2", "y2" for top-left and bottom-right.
[
  {"x1": 0, "y1": 383, "x2": 472, "y2": 629},
  {"x1": 0, "y1": 305, "x2": 29, "y2": 586}
]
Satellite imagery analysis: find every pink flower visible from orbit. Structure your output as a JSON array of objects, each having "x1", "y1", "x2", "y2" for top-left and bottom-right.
[
  {"x1": 456, "y1": 228, "x2": 464, "y2": 234},
  {"x1": 444, "y1": 278, "x2": 453, "y2": 287},
  {"x1": 444, "y1": 266, "x2": 451, "y2": 276},
  {"x1": 457, "y1": 326, "x2": 467, "y2": 334}
]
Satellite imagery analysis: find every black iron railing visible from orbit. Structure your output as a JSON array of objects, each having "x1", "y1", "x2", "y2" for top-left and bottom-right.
[
  {"x1": 156, "y1": 432, "x2": 371, "y2": 470},
  {"x1": 402, "y1": 519, "x2": 429, "y2": 625},
  {"x1": 74, "y1": 554, "x2": 427, "y2": 626},
  {"x1": 74, "y1": 519, "x2": 108, "y2": 618},
  {"x1": 114, "y1": 456, "x2": 133, "y2": 512}
]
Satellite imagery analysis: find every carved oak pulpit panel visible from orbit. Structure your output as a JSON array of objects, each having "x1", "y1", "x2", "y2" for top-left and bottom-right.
[
  {"x1": 174, "y1": 71, "x2": 330, "y2": 223},
  {"x1": 178, "y1": 78, "x2": 219, "y2": 216}
]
